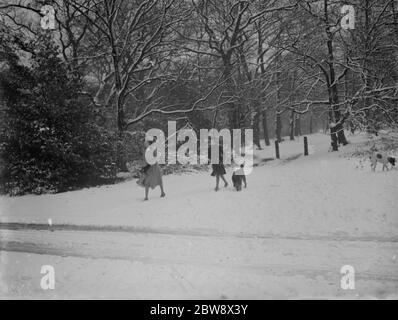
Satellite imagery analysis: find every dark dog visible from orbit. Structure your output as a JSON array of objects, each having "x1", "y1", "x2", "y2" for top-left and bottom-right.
[
  {"x1": 388, "y1": 156, "x2": 396, "y2": 167},
  {"x1": 370, "y1": 153, "x2": 396, "y2": 171},
  {"x1": 232, "y1": 165, "x2": 247, "y2": 191}
]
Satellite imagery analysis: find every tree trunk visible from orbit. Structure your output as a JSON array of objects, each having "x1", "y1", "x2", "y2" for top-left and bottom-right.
[
  {"x1": 333, "y1": 101, "x2": 348, "y2": 145},
  {"x1": 105, "y1": 3, "x2": 127, "y2": 171},
  {"x1": 262, "y1": 109, "x2": 270, "y2": 146},
  {"x1": 253, "y1": 110, "x2": 261, "y2": 149},
  {"x1": 289, "y1": 71, "x2": 297, "y2": 140},
  {"x1": 324, "y1": 0, "x2": 348, "y2": 148},
  {"x1": 275, "y1": 111, "x2": 282, "y2": 143},
  {"x1": 289, "y1": 109, "x2": 295, "y2": 140},
  {"x1": 223, "y1": 62, "x2": 239, "y2": 129},
  {"x1": 294, "y1": 114, "x2": 301, "y2": 137},
  {"x1": 329, "y1": 110, "x2": 338, "y2": 151},
  {"x1": 330, "y1": 126, "x2": 339, "y2": 151}
]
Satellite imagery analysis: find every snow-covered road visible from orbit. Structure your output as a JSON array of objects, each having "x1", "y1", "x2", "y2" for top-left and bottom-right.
[
  {"x1": 1, "y1": 228, "x2": 398, "y2": 299},
  {"x1": 1, "y1": 133, "x2": 397, "y2": 299}
]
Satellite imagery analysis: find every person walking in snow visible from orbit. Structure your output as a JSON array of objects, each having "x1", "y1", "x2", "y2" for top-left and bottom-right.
[
  {"x1": 141, "y1": 137, "x2": 165, "y2": 200},
  {"x1": 208, "y1": 142, "x2": 228, "y2": 191}
]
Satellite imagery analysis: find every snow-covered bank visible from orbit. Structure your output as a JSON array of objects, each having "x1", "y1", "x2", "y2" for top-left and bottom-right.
[
  {"x1": 1, "y1": 132, "x2": 398, "y2": 299},
  {"x1": 1, "y1": 133, "x2": 397, "y2": 239}
]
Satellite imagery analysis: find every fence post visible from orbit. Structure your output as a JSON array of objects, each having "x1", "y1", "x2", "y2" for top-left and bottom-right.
[
  {"x1": 304, "y1": 136, "x2": 308, "y2": 156},
  {"x1": 275, "y1": 140, "x2": 280, "y2": 159}
]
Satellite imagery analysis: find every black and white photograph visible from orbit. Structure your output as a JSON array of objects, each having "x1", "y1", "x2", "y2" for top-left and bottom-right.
[{"x1": 0, "y1": 0, "x2": 397, "y2": 302}]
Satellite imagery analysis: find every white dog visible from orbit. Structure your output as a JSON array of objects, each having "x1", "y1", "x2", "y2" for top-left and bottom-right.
[{"x1": 370, "y1": 153, "x2": 396, "y2": 171}]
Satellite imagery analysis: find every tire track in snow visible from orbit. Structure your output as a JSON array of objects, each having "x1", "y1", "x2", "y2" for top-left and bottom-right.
[
  {"x1": 1, "y1": 222, "x2": 398, "y2": 243},
  {"x1": 2, "y1": 236, "x2": 398, "y2": 283}
]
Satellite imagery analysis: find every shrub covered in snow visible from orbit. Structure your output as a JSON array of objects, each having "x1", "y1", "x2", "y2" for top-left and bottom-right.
[{"x1": 0, "y1": 34, "x2": 116, "y2": 195}]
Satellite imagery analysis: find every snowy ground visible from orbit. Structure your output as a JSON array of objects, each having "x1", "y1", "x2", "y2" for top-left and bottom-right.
[{"x1": 1, "y1": 132, "x2": 397, "y2": 299}]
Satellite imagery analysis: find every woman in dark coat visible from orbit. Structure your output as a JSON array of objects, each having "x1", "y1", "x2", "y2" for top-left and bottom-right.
[{"x1": 209, "y1": 144, "x2": 228, "y2": 191}]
